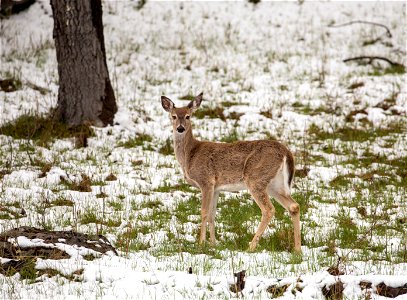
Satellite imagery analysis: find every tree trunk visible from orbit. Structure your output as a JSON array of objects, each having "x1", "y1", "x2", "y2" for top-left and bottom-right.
[{"x1": 50, "y1": 0, "x2": 117, "y2": 127}]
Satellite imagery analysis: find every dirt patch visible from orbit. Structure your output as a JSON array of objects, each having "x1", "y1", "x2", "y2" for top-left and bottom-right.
[
  {"x1": 327, "y1": 266, "x2": 345, "y2": 276},
  {"x1": 105, "y1": 173, "x2": 117, "y2": 181},
  {"x1": 376, "y1": 282, "x2": 407, "y2": 298},
  {"x1": 0, "y1": 226, "x2": 117, "y2": 278},
  {"x1": 267, "y1": 283, "x2": 290, "y2": 298},
  {"x1": 347, "y1": 82, "x2": 364, "y2": 90},
  {"x1": 229, "y1": 270, "x2": 246, "y2": 293},
  {"x1": 295, "y1": 167, "x2": 310, "y2": 178},
  {"x1": 322, "y1": 280, "x2": 344, "y2": 300},
  {"x1": 0, "y1": 78, "x2": 21, "y2": 92},
  {"x1": 0, "y1": 226, "x2": 117, "y2": 255}
]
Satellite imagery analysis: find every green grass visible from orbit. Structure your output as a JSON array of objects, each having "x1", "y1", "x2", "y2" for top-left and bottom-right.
[
  {"x1": 220, "y1": 129, "x2": 240, "y2": 143},
  {"x1": 80, "y1": 210, "x2": 98, "y2": 225},
  {"x1": 340, "y1": 151, "x2": 407, "y2": 188},
  {"x1": 291, "y1": 102, "x2": 329, "y2": 116},
  {"x1": 214, "y1": 193, "x2": 295, "y2": 252},
  {"x1": 140, "y1": 199, "x2": 164, "y2": 209},
  {"x1": 0, "y1": 204, "x2": 25, "y2": 220},
  {"x1": 221, "y1": 101, "x2": 240, "y2": 107},
  {"x1": 118, "y1": 133, "x2": 153, "y2": 148},
  {"x1": 334, "y1": 209, "x2": 360, "y2": 248},
  {"x1": 0, "y1": 114, "x2": 95, "y2": 147},
  {"x1": 116, "y1": 227, "x2": 150, "y2": 252},
  {"x1": 179, "y1": 94, "x2": 196, "y2": 101},
  {"x1": 137, "y1": 199, "x2": 172, "y2": 232},
  {"x1": 19, "y1": 259, "x2": 37, "y2": 282},
  {"x1": 50, "y1": 197, "x2": 74, "y2": 207},
  {"x1": 108, "y1": 200, "x2": 124, "y2": 211},
  {"x1": 174, "y1": 195, "x2": 201, "y2": 224},
  {"x1": 148, "y1": 190, "x2": 309, "y2": 255},
  {"x1": 145, "y1": 186, "x2": 314, "y2": 255},
  {"x1": 80, "y1": 210, "x2": 121, "y2": 227},
  {"x1": 308, "y1": 122, "x2": 404, "y2": 143},
  {"x1": 369, "y1": 64, "x2": 405, "y2": 76},
  {"x1": 60, "y1": 174, "x2": 93, "y2": 192},
  {"x1": 158, "y1": 138, "x2": 173, "y2": 155},
  {"x1": 0, "y1": 211, "x2": 14, "y2": 220},
  {"x1": 329, "y1": 174, "x2": 356, "y2": 189},
  {"x1": 193, "y1": 106, "x2": 226, "y2": 121},
  {"x1": 154, "y1": 181, "x2": 198, "y2": 194}
]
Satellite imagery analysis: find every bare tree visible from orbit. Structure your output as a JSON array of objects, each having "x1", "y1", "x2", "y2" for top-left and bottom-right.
[{"x1": 50, "y1": 0, "x2": 117, "y2": 127}]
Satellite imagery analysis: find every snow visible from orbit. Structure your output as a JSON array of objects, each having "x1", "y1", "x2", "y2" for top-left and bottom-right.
[
  {"x1": 308, "y1": 166, "x2": 338, "y2": 183},
  {"x1": 1, "y1": 0, "x2": 406, "y2": 299}
]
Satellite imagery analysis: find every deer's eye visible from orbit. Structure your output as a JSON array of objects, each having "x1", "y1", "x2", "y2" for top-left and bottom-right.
[
  {"x1": 172, "y1": 115, "x2": 177, "y2": 120},
  {"x1": 186, "y1": 115, "x2": 190, "y2": 120}
]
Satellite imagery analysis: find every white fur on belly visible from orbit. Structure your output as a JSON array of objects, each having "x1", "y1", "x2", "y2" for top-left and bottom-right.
[{"x1": 216, "y1": 182, "x2": 247, "y2": 192}]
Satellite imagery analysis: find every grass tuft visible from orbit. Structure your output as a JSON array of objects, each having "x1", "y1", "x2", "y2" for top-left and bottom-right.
[
  {"x1": 0, "y1": 114, "x2": 94, "y2": 147},
  {"x1": 369, "y1": 64, "x2": 405, "y2": 76},
  {"x1": 158, "y1": 138, "x2": 174, "y2": 155},
  {"x1": 193, "y1": 106, "x2": 226, "y2": 121},
  {"x1": 118, "y1": 133, "x2": 153, "y2": 148}
]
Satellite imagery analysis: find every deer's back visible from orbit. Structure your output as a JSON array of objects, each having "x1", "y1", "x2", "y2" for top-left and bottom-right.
[{"x1": 186, "y1": 139, "x2": 293, "y2": 189}]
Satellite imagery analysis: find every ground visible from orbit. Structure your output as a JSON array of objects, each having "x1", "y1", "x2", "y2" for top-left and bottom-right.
[{"x1": 0, "y1": 1, "x2": 406, "y2": 299}]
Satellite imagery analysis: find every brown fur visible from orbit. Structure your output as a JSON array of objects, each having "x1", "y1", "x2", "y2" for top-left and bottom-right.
[{"x1": 161, "y1": 93, "x2": 301, "y2": 252}]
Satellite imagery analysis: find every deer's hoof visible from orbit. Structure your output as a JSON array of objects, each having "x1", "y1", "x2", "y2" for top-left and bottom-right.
[{"x1": 248, "y1": 241, "x2": 257, "y2": 252}]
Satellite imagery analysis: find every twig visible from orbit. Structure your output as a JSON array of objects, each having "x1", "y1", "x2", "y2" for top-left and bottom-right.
[
  {"x1": 329, "y1": 20, "x2": 392, "y2": 38},
  {"x1": 343, "y1": 56, "x2": 404, "y2": 67},
  {"x1": 230, "y1": 252, "x2": 238, "y2": 297},
  {"x1": 24, "y1": 140, "x2": 35, "y2": 165}
]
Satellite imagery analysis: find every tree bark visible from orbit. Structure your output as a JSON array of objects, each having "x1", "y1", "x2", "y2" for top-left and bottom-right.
[{"x1": 50, "y1": 0, "x2": 117, "y2": 127}]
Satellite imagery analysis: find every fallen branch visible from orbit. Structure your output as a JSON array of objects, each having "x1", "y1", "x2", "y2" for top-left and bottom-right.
[
  {"x1": 329, "y1": 20, "x2": 392, "y2": 38},
  {"x1": 343, "y1": 56, "x2": 404, "y2": 67}
]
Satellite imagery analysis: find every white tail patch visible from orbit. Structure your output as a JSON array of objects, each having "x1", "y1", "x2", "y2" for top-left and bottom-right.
[
  {"x1": 267, "y1": 156, "x2": 291, "y2": 196},
  {"x1": 282, "y1": 156, "x2": 291, "y2": 193}
]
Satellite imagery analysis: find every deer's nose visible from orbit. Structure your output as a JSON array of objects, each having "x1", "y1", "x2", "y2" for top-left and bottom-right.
[{"x1": 177, "y1": 126, "x2": 185, "y2": 133}]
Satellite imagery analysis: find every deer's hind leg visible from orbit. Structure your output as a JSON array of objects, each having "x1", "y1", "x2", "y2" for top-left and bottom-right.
[
  {"x1": 246, "y1": 183, "x2": 275, "y2": 251},
  {"x1": 268, "y1": 174, "x2": 301, "y2": 252},
  {"x1": 270, "y1": 191, "x2": 301, "y2": 252}
]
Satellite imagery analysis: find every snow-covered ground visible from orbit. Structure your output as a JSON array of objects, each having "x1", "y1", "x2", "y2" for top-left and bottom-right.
[{"x1": 0, "y1": 1, "x2": 406, "y2": 299}]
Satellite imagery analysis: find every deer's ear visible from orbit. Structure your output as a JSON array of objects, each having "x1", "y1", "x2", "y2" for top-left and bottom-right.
[
  {"x1": 187, "y1": 92, "x2": 203, "y2": 112},
  {"x1": 161, "y1": 96, "x2": 175, "y2": 112}
]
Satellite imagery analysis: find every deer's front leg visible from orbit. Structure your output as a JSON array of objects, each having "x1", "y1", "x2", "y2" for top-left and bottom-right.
[
  {"x1": 208, "y1": 191, "x2": 220, "y2": 245},
  {"x1": 199, "y1": 185, "x2": 215, "y2": 244}
]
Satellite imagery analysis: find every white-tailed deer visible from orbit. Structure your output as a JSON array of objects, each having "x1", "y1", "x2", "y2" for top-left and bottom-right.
[{"x1": 161, "y1": 93, "x2": 301, "y2": 252}]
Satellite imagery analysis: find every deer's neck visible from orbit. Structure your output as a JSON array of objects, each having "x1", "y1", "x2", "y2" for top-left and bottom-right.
[{"x1": 173, "y1": 128, "x2": 198, "y2": 175}]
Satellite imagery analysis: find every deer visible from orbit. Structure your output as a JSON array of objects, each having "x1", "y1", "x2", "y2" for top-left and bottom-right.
[{"x1": 161, "y1": 92, "x2": 301, "y2": 252}]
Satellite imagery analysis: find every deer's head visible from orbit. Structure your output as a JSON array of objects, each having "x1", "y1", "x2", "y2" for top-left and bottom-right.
[{"x1": 161, "y1": 93, "x2": 203, "y2": 134}]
